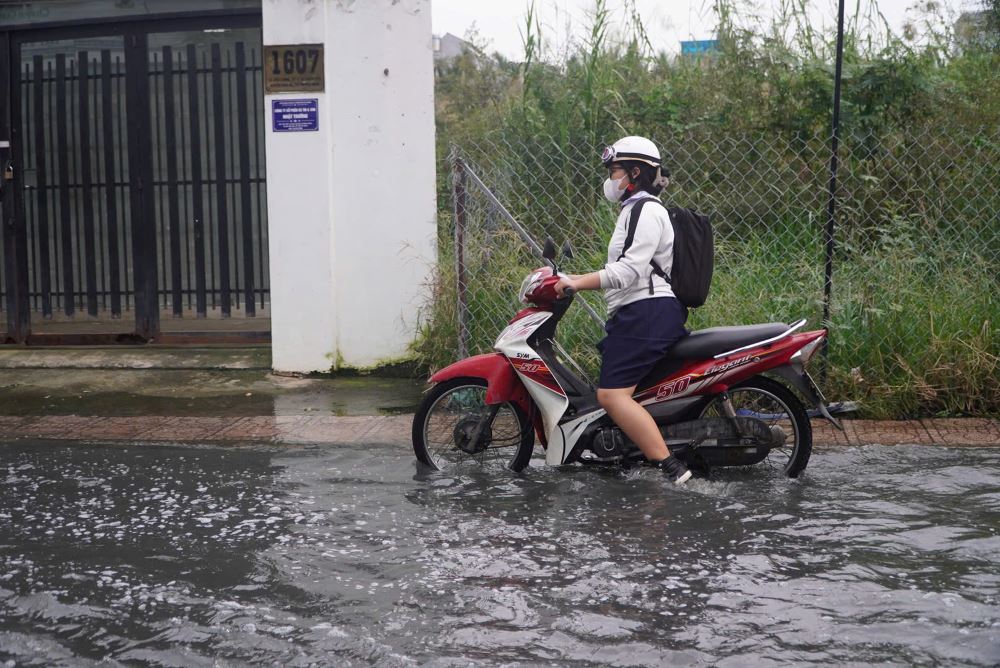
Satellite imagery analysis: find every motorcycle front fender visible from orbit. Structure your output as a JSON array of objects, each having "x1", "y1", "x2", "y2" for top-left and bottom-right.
[
  {"x1": 430, "y1": 353, "x2": 532, "y2": 415},
  {"x1": 429, "y1": 354, "x2": 542, "y2": 442}
]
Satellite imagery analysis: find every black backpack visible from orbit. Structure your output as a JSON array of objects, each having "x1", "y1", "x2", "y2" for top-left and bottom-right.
[{"x1": 619, "y1": 197, "x2": 714, "y2": 308}]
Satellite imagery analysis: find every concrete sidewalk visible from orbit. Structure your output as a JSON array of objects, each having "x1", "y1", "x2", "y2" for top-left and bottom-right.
[{"x1": 0, "y1": 347, "x2": 997, "y2": 448}]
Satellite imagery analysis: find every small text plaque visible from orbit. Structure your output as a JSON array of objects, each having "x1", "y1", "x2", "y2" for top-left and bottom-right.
[{"x1": 272, "y1": 99, "x2": 319, "y2": 132}]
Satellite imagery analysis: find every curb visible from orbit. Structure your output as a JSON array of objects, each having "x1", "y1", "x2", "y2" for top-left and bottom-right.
[{"x1": 1, "y1": 415, "x2": 998, "y2": 448}]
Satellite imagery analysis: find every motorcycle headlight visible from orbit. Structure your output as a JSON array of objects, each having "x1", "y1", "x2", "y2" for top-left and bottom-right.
[{"x1": 519, "y1": 270, "x2": 545, "y2": 304}]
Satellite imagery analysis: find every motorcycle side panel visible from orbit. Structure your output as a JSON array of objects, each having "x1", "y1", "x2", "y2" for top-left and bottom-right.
[
  {"x1": 494, "y1": 310, "x2": 570, "y2": 454},
  {"x1": 551, "y1": 410, "x2": 608, "y2": 465},
  {"x1": 634, "y1": 330, "x2": 827, "y2": 408}
]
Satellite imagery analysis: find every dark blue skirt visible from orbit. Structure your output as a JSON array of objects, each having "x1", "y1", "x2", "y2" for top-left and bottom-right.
[{"x1": 598, "y1": 297, "x2": 689, "y2": 389}]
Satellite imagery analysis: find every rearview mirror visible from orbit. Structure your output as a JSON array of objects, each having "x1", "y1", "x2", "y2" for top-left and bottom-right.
[
  {"x1": 561, "y1": 240, "x2": 574, "y2": 260},
  {"x1": 542, "y1": 236, "x2": 557, "y2": 261}
]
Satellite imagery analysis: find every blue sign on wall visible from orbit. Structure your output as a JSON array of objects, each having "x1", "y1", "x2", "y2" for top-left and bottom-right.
[{"x1": 272, "y1": 99, "x2": 319, "y2": 132}]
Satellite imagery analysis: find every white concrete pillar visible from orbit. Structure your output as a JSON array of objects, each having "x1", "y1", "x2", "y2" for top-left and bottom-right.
[{"x1": 263, "y1": 0, "x2": 437, "y2": 373}]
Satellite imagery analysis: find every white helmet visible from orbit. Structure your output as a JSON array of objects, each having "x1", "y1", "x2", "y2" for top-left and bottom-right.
[{"x1": 601, "y1": 136, "x2": 661, "y2": 168}]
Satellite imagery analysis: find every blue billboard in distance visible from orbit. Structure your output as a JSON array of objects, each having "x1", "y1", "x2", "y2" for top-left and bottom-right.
[{"x1": 681, "y1": 40, "x2": 719, "y2": 55}]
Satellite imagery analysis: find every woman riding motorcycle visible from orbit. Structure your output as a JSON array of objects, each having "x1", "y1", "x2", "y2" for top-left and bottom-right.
[{"x1": 554, "y1": 136, "x2": 692, "y2": 484}]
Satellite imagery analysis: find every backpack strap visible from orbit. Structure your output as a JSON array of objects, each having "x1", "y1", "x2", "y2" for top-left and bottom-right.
[
  {"x1": 650, "y1": 258, "x2": 670, "y2": 284},
  {"x1": 616, "y1": 197, "x2": 654, "y2": 261},
  {"x1": 617, "y1": 196, "x2": 670, "y2": 295}
]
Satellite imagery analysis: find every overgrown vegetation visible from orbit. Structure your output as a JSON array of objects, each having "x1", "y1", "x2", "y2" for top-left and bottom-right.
[{"x1": 419, "y1": 0, "x2": 1000, "y2": 418}]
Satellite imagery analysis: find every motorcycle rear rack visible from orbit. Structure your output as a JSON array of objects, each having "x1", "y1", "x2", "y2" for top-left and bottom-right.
[{"x1": 712, "y1": 318, "x2": 807, "y2": 359}]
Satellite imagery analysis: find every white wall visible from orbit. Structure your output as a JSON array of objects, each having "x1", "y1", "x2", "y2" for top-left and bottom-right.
[{"x1": 263, "y1": 0, "x2": 437, "y2": 373}]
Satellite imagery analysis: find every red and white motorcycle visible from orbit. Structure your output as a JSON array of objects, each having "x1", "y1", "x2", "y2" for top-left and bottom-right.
[{"x1": 412, "y1": 241, "x2": 842, "y2": 478}]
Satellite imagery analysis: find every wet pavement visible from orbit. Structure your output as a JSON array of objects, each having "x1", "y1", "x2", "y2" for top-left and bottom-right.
[
  {"x1": 2, "y1": 440, "x2": 999, "y2": 666},
  {"x1": 2, "y1": 414, "x2": 999, "y2": 448},
  {"x1": 1, "y1": 346, "x2": 998, "y2": 448},
  {"x1": 0, "y1": 367, "x2": 426, "y2": 418}
]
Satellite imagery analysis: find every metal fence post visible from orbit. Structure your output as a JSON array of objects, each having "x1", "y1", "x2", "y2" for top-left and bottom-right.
[
  {"x1": 452, "y1": 152, "x2": 469, "y2": 359},
  {"x1": 821, "y1": 0, "x2": 847, "y2": 384}
]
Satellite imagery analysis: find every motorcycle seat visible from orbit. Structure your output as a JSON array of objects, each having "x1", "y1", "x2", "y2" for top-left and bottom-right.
[
  {"x1": 636, "y1": 323, "x2": 790, "y2": 392},
  {"x1": 668, "y1": 322, "x2": 791, "y2": 360}
]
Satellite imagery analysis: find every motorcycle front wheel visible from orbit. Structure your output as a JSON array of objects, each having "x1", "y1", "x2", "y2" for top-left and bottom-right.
[
  {"x1": 698, "y1": 375, "x2": 813, "y2": 478},
  {"x1": 412, "y1": 377, "x2": 535, "y2": 472}
]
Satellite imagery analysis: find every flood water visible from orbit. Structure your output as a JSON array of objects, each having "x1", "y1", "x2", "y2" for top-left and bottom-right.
[{"x1": 1, "y1": 441, "x2": 998, "y2": 666}]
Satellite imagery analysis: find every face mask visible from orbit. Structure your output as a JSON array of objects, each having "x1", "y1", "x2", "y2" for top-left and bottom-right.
[{"x1": 602, "y1": 174, "x2": 628, "y2": 202}]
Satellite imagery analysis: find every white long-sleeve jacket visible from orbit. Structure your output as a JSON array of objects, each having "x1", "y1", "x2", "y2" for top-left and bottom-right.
[{"x1": 598, "y1": 191, "x2": 676, "y2": 316}]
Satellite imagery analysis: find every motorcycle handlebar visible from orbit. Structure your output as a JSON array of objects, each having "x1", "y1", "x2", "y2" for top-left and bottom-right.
[{"x1": 561, "y1": 287, "x2": 576, "y2": 298}]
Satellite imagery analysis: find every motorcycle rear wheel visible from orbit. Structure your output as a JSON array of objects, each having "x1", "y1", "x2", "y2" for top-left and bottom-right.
[
  {"x1": 412, "y1": 377, "x2": 535, "y2": 472},
  {"x1": 697, "y1": 375, "x2": 813, "y2": 478}
]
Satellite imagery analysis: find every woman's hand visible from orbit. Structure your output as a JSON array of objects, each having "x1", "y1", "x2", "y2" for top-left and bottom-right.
[
  {"x1": 555, "y1": 276, "x2": 578, "y2": 297},
  {"x1": 557, "y1": 271, "x2": 603, "y2": 296}
]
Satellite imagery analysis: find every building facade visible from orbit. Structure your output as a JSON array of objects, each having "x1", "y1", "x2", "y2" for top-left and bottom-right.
[{"x1": 0, "y1": 0, "x2": 437, "y2": 372}]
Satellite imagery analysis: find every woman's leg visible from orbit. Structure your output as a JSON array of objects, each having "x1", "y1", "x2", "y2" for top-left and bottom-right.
[{"x1": 597, "y1": 386, "x2": 670, "y2": 461}]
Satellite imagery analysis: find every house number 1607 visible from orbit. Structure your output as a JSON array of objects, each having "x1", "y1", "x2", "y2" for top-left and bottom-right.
[{"x1": 270, "y1": 48, "x2": 320, "y2": 75}]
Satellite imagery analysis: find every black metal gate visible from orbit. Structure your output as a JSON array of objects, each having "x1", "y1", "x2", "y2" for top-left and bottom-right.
[{"x1": 0, "y1": 11, "x2": 268, "y2": 344}]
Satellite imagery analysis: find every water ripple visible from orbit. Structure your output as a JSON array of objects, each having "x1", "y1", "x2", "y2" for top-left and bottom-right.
[{"x1": 1, "y1": 442, "x2": 998, "y2": 665}]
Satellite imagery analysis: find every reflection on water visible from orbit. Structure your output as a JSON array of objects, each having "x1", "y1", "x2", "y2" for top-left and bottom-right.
[{"x1": 1, "y1": 442, "x2": 999, "y2": 665}]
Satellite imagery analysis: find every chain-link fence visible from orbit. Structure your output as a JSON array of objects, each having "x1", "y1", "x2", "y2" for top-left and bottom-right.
[{"x1": 430, "y1": 127, "x2": 1000, "y2": 415}]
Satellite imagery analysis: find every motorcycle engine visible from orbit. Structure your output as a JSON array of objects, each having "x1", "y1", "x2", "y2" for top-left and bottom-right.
[{"x1": 591, "y1": 427, "x2": 627, "y2": 460}]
